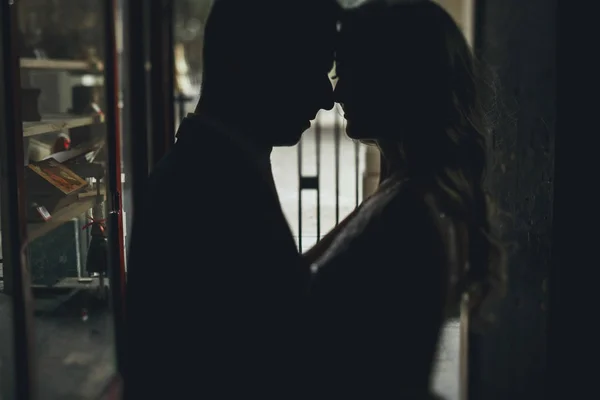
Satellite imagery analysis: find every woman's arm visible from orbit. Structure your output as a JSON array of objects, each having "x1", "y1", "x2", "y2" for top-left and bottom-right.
[
  {"x1": 302, "y1": 205, "x2": 361, "y2": 265},
  {"x1": 302, "y1": 183, "x2": 387, "y2": 264}
]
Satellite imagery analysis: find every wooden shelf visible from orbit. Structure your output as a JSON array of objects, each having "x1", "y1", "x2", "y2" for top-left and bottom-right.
[
  {"x1": 32, "y1": 276, "x2": 105, "y2": 290},
  {"x1": 51, "y1": 276, "x2": 105, "y2": 289},
  {"x1": 23, "y1": 114, "x2": 104, "y2": 138},
  {"x1": 20, "y1": 58, "x2": 93, "y2": 71},
  {"x1": 27, "y1": 197, "x2": 97, "y2": 242}
]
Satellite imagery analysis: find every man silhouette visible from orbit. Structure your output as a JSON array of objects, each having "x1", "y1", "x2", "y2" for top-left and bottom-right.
[{"x1": 126, "y1": 0, "x2": 339, "y2": 398}]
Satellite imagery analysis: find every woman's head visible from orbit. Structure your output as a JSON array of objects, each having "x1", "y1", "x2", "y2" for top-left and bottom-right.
[
  {"x1": 335, "y1": 1, "x2": 478, "y2": 145},
  {"x1": 335, "y1": 1, "x2": 506, "y2": 328}
]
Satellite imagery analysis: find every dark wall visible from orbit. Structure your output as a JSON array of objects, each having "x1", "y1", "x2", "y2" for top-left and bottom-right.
[{"x1": 471, "y1": 0, "x2": 556, "y2": 398}]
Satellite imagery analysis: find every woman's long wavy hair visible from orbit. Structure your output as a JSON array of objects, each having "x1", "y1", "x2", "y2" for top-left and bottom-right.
[{"x1": 343, "y1": 0, "x2": 507, "y2": 329}]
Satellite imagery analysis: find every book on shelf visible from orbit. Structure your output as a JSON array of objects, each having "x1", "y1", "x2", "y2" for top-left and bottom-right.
[{"x1": 25, "y1": 158, "x2": 89, "y2": 222}]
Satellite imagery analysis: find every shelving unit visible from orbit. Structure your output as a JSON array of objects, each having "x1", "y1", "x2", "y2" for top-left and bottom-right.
[
  {"x1": 17, "y1": 53, "x2": 107, "y2": 251},
  {"x1": 17, "y1": 50, "x2": 109, "y2": 290}
]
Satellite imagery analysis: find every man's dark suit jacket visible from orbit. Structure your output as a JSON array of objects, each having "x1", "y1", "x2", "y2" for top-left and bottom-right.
[{"x1": 125, "y1": 115, "x2": 307, "y2": 398}]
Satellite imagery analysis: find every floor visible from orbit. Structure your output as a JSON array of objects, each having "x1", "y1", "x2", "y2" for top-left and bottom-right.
[{"x1": 0, "y1": 290, "x2": 116, "y2": 400}]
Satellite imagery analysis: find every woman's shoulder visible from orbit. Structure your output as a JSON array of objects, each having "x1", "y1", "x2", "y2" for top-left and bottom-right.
[
  {"x1": 373, "y1": 179, "x2": 464, "y2": 264},
  {"x1": 376, "y1": 178, "x2": 445, "y2": 227},
  {"x1": 386, "y1": 180, "x2": 469, "y2": 288}
]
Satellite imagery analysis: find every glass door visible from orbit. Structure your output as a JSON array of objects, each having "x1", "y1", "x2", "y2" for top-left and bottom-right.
[{"x1": 2, "y1": 0, "x2": 126, "y2": 398}]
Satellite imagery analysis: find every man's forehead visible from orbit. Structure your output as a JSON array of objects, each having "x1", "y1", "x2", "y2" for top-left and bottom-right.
[{"x1": 221, "y1": 0, "x2": 339, "y2": 54}]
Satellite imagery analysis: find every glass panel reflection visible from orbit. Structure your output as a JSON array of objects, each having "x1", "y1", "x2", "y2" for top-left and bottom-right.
[
  {"x1": 115, "y1": 0, "x2": 131, "y2": 260},
  {"x1": 1, "y1": 4, "x2": 17, "y2": 396},
  {"x1": 17, "y1": 1, "x2": 117, "y2": 398},
  {"x1": 0, "y1": 227, "x2": 14, "y2": 400}
]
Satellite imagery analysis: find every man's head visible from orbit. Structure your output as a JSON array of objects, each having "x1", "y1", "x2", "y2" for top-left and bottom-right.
[{"x1": 197, "y1": 0, "x2": 340, "y2": 146}]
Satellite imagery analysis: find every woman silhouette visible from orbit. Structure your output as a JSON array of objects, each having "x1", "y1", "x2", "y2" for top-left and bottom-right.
[{"x1": 309, "y1": 1, "x2": 506, "y2": 398}]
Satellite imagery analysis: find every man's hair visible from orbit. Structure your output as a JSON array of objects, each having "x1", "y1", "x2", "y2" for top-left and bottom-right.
[{"x1": 201, "y1": 0, "x2": 340, "y2": 86}]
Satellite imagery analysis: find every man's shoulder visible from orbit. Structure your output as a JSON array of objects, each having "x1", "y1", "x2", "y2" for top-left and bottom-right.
[
  {"x1": 145, "y1": 149, "x2": 215, "y2": 191},
  {"x1": 144, "y1": 150, "x2": 269, "y2": 211}
]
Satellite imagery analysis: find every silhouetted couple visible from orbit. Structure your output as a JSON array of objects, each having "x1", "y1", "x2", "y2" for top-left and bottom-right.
[{"x1": 126, "y1": 0, "x2": 506, "y2": 398}]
